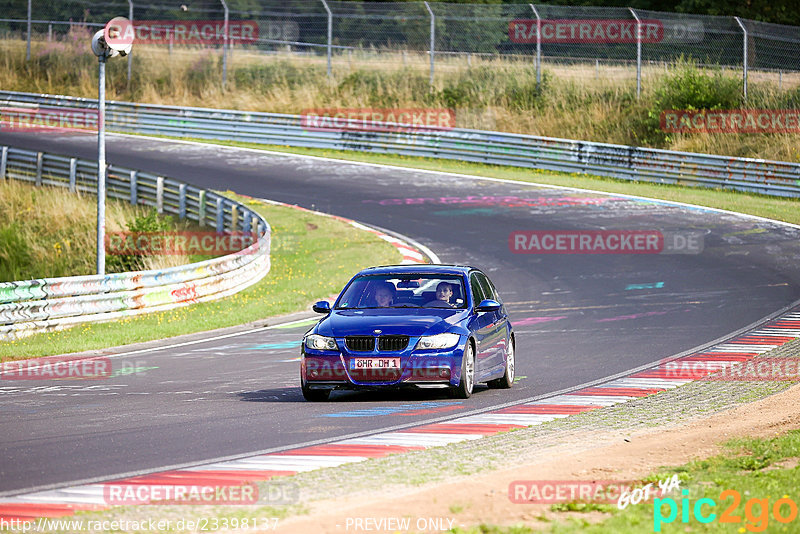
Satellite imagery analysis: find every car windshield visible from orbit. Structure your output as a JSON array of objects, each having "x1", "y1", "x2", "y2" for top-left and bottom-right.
[{"x1": 335, "y1": 274, "x2": 467, "y2": 310}]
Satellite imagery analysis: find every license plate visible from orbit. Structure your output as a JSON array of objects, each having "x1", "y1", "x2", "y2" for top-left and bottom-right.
[{"x1": 349, "y1": 358, "x2": 401, "y2": 370}]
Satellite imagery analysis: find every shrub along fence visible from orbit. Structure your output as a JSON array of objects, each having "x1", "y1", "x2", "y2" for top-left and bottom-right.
[{"x1": 0, "y1": 144, "x2": 271, "y2": 341}]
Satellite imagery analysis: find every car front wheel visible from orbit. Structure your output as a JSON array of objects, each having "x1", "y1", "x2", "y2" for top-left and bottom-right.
[
  {"x1": 301, "y1": 372, "x2": 331, "y2": 402},
  {"x1": 452, "y1": 342, "x2": 475, "y2": 399}
]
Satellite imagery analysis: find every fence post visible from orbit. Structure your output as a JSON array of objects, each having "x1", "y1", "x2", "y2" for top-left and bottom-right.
[
  {"x1": 69, "y1": 158, "x2": 77, "y2": 192},
  {"x1": 156, "y1": 176, "x2": 164, "y2": 214},
  {"x1": 35, "y1": 152, "x2": 43, "y2": 186},
  {"x1": 220, "y1": 0, "x2": 229, "y2": 89},
  {"x1": 320, "y1": 0, "x2": 332, "y2": 78},
  {"x1": 629, "y1": 8, "x2": 641, "y2": 99},
  {"x1": 178, "y1": 183, "x2": 187, "y2": 219},
  {"x1": 215, "y1": 197, "x2": 225, "y2": 233},
  {"x1": 127, "y1": 0, "x2": 134, "y2": 86},
  {"x1": 130, "y1": 170, "x2": 138, "y2": 205},
  {"x1": 734, "y1": 17, "x2": 748, "y2": 101},
  {"x1": 529, "y1": 4, "x2": 541, "y2": 88},
  {"x1": 0, "y1": 147, "x2": 7, "y2": 180},
  {"x1": 26, "y1": 0, "x2": 31, "y2": 60},
  {"x1": 423, "y1": 1, "x2": 435, "y2": 88}
]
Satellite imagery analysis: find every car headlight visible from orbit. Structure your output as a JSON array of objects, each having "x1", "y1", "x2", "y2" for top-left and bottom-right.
[
  {"x1": 415, "y1": 333, "x2": 461, "y2": 350},
  {"x1": 304, "y1": 334, "x2": 338, "y2": 351}
]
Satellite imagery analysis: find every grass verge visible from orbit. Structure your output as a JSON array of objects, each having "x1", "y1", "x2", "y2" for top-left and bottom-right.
[
  {"x1": 0, "y1": 192, "x2": 400, "y2": 360},
  {"x1": 452, "y1": 428, "x2": 800, "y2": 533}
]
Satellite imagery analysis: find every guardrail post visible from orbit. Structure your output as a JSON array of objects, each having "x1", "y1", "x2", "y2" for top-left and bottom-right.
[
  {"x1": 0, "y1": 147, "x2": 7, "y2": 180},
  {"x1": 129, "y1": 170, "x2": 137, "y2": 205},
  {"x1": 69, "y1": 158, "x2": 77, "y2": 192},
  {"x1": 424, "y1": 1, "x2": 435, "y2": 88},
  {"x1": 320, "y1": 0, "x2": 332, "y2": 78},
  {"x1": 734, "y1": 17, "x2": 748, "y2": 101},
  {"x1": 198, "y1": 190, "x2": 207, "y2": 226},
  {"x1": 156, "y1": 176, "x2": 164, "y2": 214},
  {"x1": 26, "y1": 0, "x2": 31, "y2": 61},
  {"x1": 629, "y1": 8, "x2": 642, "y2": 99},
  {"x1": 231, "y1": 204, "x2": 239, "y2": 232},
  {"x1": 215, "y1": 197, "x2": 225, "y2": 233},
  {"x1": 220, "y1": 0, "x2": 229, "y2": 89},
  {"x1": 178, "y1": 183, "x2": 187, "y2": 219},
  {"x1": 35, "y1": 152, "x2": 43, "y2": 186},
  {"x1": 243, "y1": 210, "x2": 251, "y2": 234},
  {"x1": 529, "y1": 4, "x2": 541, "y2": 88}
]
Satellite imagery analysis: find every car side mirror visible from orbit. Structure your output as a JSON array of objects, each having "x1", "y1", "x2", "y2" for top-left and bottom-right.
[
  {"x1": 312, "y1": 301, "x2": 331, "y2": 314},
  {"x1": 475, "y1": 299, "x2": 501, "y2": 312}
]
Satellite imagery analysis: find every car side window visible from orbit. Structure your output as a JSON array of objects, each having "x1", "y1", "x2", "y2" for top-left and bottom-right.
[
  {"x1": 476, "y1": 272, "x2": 501, "y2": 304},
  {"x1": 470, "y1": 273, "x2": 486, "y2": 307}
]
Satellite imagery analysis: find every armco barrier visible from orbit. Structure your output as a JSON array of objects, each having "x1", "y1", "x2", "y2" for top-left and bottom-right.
[
  {"x1": 2, "y1": 90, "x2": 799, "y2": 197},
  {"x1": 0, "y1": 145, "x2": 271, "y2": 341}
]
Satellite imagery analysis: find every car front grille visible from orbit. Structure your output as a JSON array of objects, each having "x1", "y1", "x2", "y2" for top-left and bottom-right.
[
  {"x1": 345, "y1": 336, "x2": 374, "y2": 352},
  {"x1": 378, "y1": 335, "x2": 409, "y2": 352},
  {"x1": 345, "y1": 335, "x2": 410, "y2": 353}
]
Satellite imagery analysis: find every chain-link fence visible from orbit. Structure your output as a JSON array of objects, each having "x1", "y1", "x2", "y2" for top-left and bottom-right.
[{"x1": 2, "y1": 0, "x2": 800, "y2": 97}]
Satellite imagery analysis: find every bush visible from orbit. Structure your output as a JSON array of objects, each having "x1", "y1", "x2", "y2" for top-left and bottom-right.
[
  {"x1": 106, "y1": 209, "x2": 174, "y2": 274},
  {"x1": 641, "y1": 58, "x2": 742, "y2": 145}
]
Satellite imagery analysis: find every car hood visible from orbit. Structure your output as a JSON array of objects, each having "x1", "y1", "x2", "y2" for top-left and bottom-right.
[{"x1": 317, "y1": 308, "x2": 468, "y2": 337}]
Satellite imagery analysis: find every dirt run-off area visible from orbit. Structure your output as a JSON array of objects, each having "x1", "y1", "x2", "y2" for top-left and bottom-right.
[{"x1": 275, "y1": 382, "x2": 800, "y2": 533}]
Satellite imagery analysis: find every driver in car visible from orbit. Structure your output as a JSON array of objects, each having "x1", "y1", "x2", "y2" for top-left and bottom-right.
[
  {"x1": 373, "y1": 282, "x2": 396, "y2": 307},
  {"x1": 426, "y1": 281, "x2": 455, "y2": 308}
]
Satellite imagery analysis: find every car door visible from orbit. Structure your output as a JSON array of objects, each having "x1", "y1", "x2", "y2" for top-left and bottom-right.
[
  {"x1": 475, "y1": 271, "x2": 508, "y2": 374},
  {"x1": 468, "y1": 271, "x2": 498, "y2": 381}
]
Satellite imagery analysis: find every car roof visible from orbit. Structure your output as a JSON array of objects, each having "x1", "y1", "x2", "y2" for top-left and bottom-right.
[{"x1": 355, "y1": 264, "x2": 476, "y2": 277}]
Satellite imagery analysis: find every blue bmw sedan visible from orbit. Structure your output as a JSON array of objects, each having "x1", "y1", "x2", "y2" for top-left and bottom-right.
[{"x1": 300, "y1": 265, "x2": 515, "y2": 401}]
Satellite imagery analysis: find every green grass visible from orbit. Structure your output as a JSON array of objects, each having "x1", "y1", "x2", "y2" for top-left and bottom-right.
[
  {"x1": 159, "y1": 136, "x2": 800, "y2": 227},
  {"x1": 0, "y1": 192, "x2": 400, "y2": 359},
  {"x1": 449, "y1": 430, "x2": 800, "y2": 534}
]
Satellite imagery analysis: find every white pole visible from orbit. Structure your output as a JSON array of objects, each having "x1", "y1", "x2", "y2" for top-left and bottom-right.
[
  {"x1": 734, "y1": 17, "x2": 748, "y2": 101},
  {"x1": 629, "y1": 8, "x2": 641, "y2": 99},
  {"x1": 424, "y1": 1, "x2": 434, "y2": 88},
  {"x1": 530, "y1": 4, "x2": 541, "y2": 88},
  {"x1": 127, "y1": 0, "x2": 133, "y2": 85},
  {"x1": 97, "y1": 57, "x2": 107, "y2": 275},
  {"x1": 220, "y1": 0, "x2": 229, "y2": 89},
  {"x1": 320, "y1": 0, "x2": 332, "y2": 78}
]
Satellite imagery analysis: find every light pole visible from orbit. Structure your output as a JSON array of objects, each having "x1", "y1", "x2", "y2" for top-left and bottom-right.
[{"x1": 91, "y1": 18, "x2": 133, "y2": 275}]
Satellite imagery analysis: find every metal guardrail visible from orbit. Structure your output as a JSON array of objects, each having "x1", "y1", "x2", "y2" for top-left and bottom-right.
[
  {"x1": 1, "y1": 90, "x2": 798, "y2": 198},
  {"x1": 0, "y1": 144, "x2": 271, "y2": 341}
]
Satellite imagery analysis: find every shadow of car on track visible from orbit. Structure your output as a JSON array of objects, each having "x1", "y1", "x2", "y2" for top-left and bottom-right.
[{"x1": 236, "y1": 386, "x2": 487, "y2": 403}]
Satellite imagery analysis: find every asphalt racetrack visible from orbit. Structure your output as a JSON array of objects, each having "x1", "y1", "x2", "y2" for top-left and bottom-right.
[{"x1": 2, "y1": 130, "x2": 800, "y2": 495}]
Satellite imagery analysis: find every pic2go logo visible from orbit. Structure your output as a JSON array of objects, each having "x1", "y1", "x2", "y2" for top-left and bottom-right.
[{"x1": 654, "y1": 489, "x2": 799, "y2": 532}]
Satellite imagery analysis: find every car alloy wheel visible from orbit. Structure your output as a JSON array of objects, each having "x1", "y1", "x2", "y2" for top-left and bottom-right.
[{"x1": 453, "y1": 342, "x2": 475, "y2": 399}]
